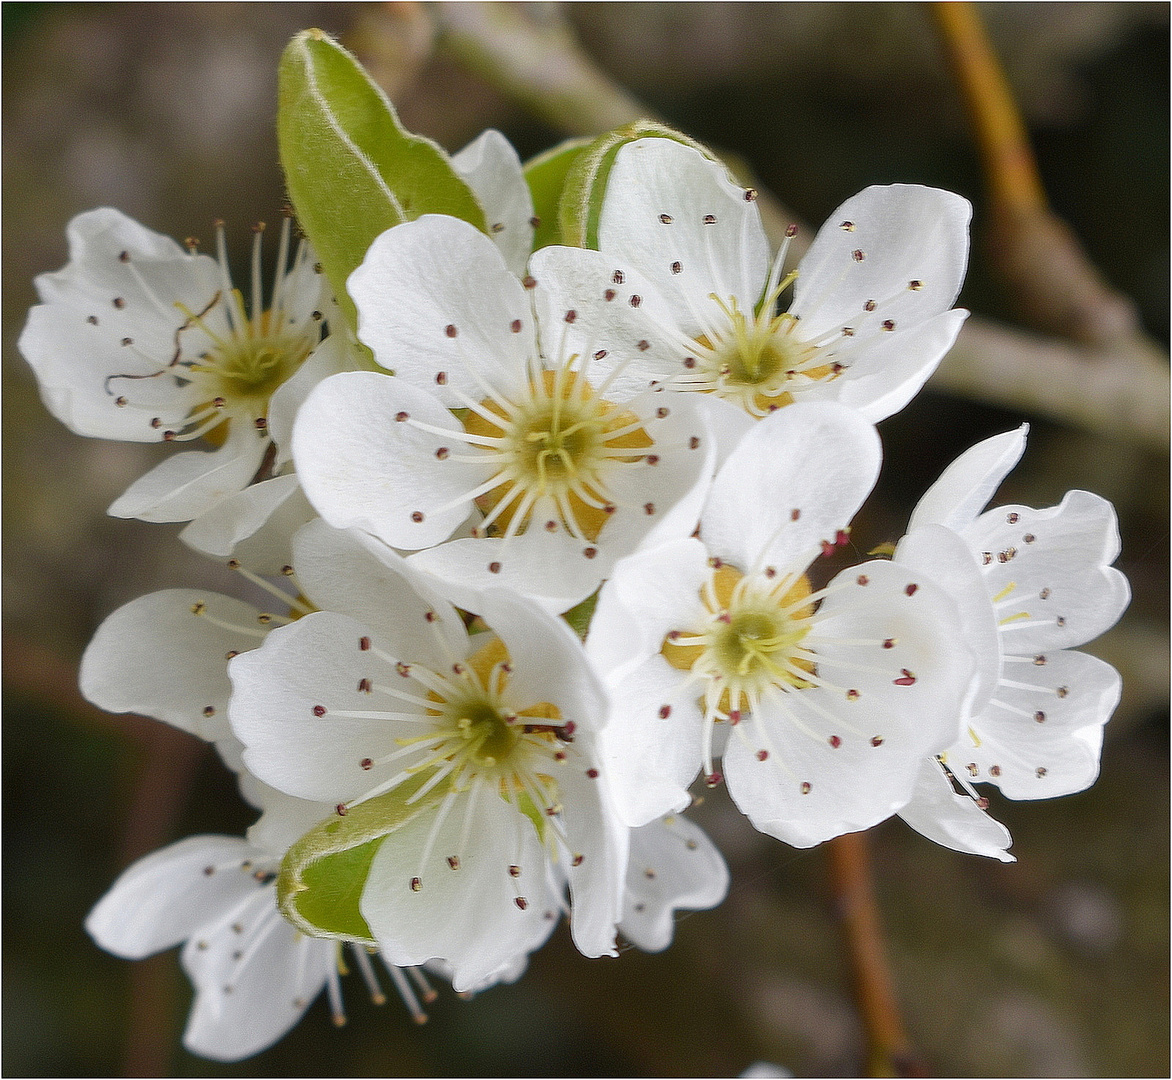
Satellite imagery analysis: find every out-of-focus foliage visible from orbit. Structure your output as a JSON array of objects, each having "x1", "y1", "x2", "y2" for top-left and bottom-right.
[{"x1": 4, "y1": 4, "x2": 1167, "y2": 1076}]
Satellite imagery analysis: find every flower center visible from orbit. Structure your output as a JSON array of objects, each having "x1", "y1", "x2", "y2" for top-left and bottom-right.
[
  {"x1": 662, "y1": 563, "x2": 817, "y2": 716},
  {"x1": 464, "y1": 367, "x2": 652, "y2": 541}
]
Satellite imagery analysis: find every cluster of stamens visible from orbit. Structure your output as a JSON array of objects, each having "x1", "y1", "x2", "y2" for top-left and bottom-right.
[{"x1": 108, "y1": 218, "x2": 323, "y2": 447}]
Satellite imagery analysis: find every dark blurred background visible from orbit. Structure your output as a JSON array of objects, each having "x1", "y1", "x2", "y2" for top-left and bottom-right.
[{"x1": 4, "y1": 3, "x2": 1168, "y2": 1076}]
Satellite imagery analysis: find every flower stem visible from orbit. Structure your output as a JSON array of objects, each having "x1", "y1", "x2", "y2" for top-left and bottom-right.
[{"x1": 826, "y1": 830, "x2": 927, "y2": 1077}]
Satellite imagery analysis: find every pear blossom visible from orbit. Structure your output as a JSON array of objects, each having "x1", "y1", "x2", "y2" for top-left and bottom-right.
[
  {"x1": 18, "y1": 208, "x2": 336, "y2": 527},
  {"x1": 892, "y1": 426, "x2": 1130, "y2": 860},
  {"x1": 532, "y1": 137, "x2": 970, "y2": 453},
  {"x1": 292, "y1": 213, "x2": 714, "y2": 613},
  {"x1": 587, "y1": 402, "x2": 977, "y2": 847},
  {"x1": 228, "y1": 519, "x2": 629, "y2": 990}
]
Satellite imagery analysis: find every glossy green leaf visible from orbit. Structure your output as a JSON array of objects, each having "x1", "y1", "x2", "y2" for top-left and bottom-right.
[
  {"x1": 557, "y1": 121, "x2": 718, "y2": 249},
  {"x1": 523, "y1": 137, "x2": 591, "y2": 251},
  {"x1": 277, "y1": 29, "x2": 487, "y2": 329},
  {"x1": 277, "y1": 777, "x2": 443, "y2": 943}
]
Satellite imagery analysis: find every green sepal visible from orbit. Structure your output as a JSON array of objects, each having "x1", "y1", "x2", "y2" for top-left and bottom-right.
[
  {"x1": 562, "y1": 589, "x2": 598, "y2": 640},
  {"x1": 277, "y1": 28, "x2": 488, "y2": 331},
  {"x1": 523, "y1": 137, "x2": 591, "y2": 251},
  {"x1": 277, "y1": 777, "x2": 445, "y2": 944},
  {"x1": 557, "y1": 121, "x2": 719, "y2": 250}
]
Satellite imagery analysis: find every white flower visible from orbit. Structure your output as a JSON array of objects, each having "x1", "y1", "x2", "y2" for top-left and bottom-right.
[
  {"x1": 893, "y1": 426, "x2": 1130, "y2": 860},
  {"x1": 587, "y1": 402, "x2": 977, "y2": 846},
  {"x1": 619, "y1": 813, "x2": 730, "y2": 952},
  {"x1": 228, "y1": 519, "x2": 629, "y2": 990},
  {"x1": 18, "y1": 208, "x2": 334, "y2": 526},
  {"x1": 533, "y1": 137, "x2": 970, "y2": 451},
  {"x1": 292, "y1": 213, "x2": 715, "y2": 613}
]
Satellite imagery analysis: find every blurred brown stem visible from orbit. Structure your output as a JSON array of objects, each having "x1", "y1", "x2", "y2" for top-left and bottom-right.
[
  {"x1": 826, "y1": 831, "x2": 927, "y2": 1077},
  {"x1": 930, "y1": 1, "x2": 1145, "y2": 347}
]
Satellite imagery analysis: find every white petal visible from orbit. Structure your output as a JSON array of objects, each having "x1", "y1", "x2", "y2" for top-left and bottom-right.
[
  {"x1": 20, "y1": 208, "x2": 221, "y2": 440},
  {"x1": 897, "y1": 759, "x2": 1015, "y2": 862},
  {"x1": 348, "y1": 214, "x2": 535, "y2": 403},
  {"x1": 86, "y1": 835, "x2": 260, "y2": 958},
  {"x1": 107, "y1": 425, "x2": 267, "y2": 522},
  {"x1": 964, "y1": 491, "x2": 1130, "y2": 652},
  {"x1": 960, "y1": 649, "x2": 1121, "y2": 799},
  {"x1": 292, "y1": 518, "x2": 468, "y2": 667},
  {"x1": 451, "y1": 129, "x2": 535, "y2": 278},
  {"x1": 362, "y1": 791, "x2": 557, "y2": 992},
  {"x1": 598, "y1": 139, "x2": 771, "y2": 332},
  {"x1": 907, "y1": 426, "x2": 1029, "y2": 534},
  {"x1": 229, "y1": 610, "x2": 433, "y2": 803},
  {"x1": 701, "y1": 402, "x2": 881, "y2": 571},
  {"x1": 816, "y1": 307, "x2": 969, "y2": 424},
  {"x1": 620, "y1": 814, "x2": 730, "y2": 952},
  {"x1": 725, "y1": 560, "x2": 975, "y2": 847},
  {"x1": 586, "y1": 537, "x2": 711, "y2": 685},
  {"x1": 267, "y1": 333, "x2": 356, "y2": 467},
  {"x1": 792, "y1": 185, "x2": 971, "y2": 342},
  {"x1": 529, "y1": 243, "x2": 694, "y2": 401},
  {"x1": 245, "y1": 787, "x2": 333, "y2": 856},
  {"x1": 179, "y1": 474, "x2": 314, "y2": 574},
  {"x1": 895, "y1": 523, "x2": 1003, "y2": 719},
  {"x1": 292, "y1": 371, "x2": 481, "y2": 549},
  {"x1": 180, "y1": 886, "x2": 329, "y2": 1061},
  {"x1": 80, "y1": 588, "x2": 263, "y2": 740}
]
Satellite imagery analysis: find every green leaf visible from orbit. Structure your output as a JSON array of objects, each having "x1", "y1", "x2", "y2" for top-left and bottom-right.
[
  {"x1": 277, "y1": 777, "x2": 444, "y2": 943},
  {"x1": 277, "y1": 28, "x2": 487, "y2": 330},
  {"x1": 557, "y1": 121, "x2": 719, "y2": 250},
  {"x1": 523, "y1": 137, "x2": 591, "y2": 250}
]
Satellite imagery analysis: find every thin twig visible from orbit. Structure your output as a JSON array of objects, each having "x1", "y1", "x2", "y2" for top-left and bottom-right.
[{"x1": 826, "y1": 832, "x2": 928, "y2": 1078}]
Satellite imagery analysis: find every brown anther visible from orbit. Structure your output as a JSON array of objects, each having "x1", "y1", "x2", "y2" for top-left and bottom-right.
[
  {"x1": 976, "y1": 797, "x2": 990, "y2": 810},
  {"x1": 882, "y1": 638, "x2": 896, "y2": 649},
  {"x1": 856, "y1": 574, "x2": 869, "y2": 586},
  {"x1": 489, "y1": 562, "x2": 502, "y2": 574},
  {"x1": 893, "y1": 669, "x2": 917, "y2": 686},
  {"x1": 522, "y1": 276, "x2": 537, "y2": 290},
  {"x1": 800, "y1": 781, "x2": 812, "y2": 794},
  {"x1": 313, "y1": 705, "x2": 327, "y2": 717},
  {"x1": 908, "y1": 280, "x2": 923, "y2": 291},
  {"x1": 86, "y1": 315, "x2": 99, "y2": 325},
  {"x1": 360, "y1": 757, "x2": 373, "y2": 770},
  {"x1": 545, "y1": 520, "x2": 558, "y2": 532},
  {"x1": 447, "y1": 856, "x2": 460, "y2": 870},
  {"x1": 586, "y1": 768, "x2": 599, "y2": 779},
  {"x1": 514, "y1": 897, "x2": 528, "y2": 910},
  {"x1": 989, "y1": 765, "x2": 1002, "y2": 777},
  {"x1": 659, "y1": 213, "x2": 673, "y2": 224},
  {"x1": 829, "y1": 735, "x2": 843, "y2": 747},
  {"x1": 411, "y1": 511, "x2": 424, "y2": 523},
  {"x1": 425, "y1": 611, "x2": 438, "y2": 623},
  {"x1": 702, "y1": 215, "x2": 717, "y2": 225},
  {"x1": 846, "y1": 690, "x2": 860, "y2": 702},
  {"x1": 851, "y1": 249, "x2": 865, "y2": 262},
  {"x1": 871, "y1": 736, "x2": 884, "y2": 747},
  {"x1": 1034, "y1": 711, "x2": 1046, "y2": 723},
  {"x1": 756, "y1": 749, "x2": 769, "y2": 761},
  {"x1": 1057, "y1": 685, "x2": 1069, "y2": 698},
  {"x1": 1024, "y1": 533, "x2": 1037, "y2": 544},
  {"x1": 435, "y1": 447, "x2": 449, "y2": 460},
  {"x1": 658, "y1": 705, "x2": 671, "y2": 719},
  {"x1": 583, "y1": 546, "x2": 598, "y2": 559},
  {"x1": 905, "y1": 583, "x2": 919, "y2": 596},
  {"x1": 491, "y1": 222, "x2": 505, "y2": 233},
  {"x1": 784, "y1": 223, "x2": 797, "y2": 236},
  {"x1": 629, "y1": 295, "x2": 642, "y2": 308},
  {"x1": 396, "y1": 662, "x2": 411, "y2": 677},
  {"x1": 644, "y1": 502, "x2": 655, "y2": 515},
  {"x1": 113, "y1": 297, "x2": 126, "y2": 309},
  {"x1": 254, "y1": 417, "x2": 267, "y2": 430},
  {"x1": 434, "y1": 372, "x2": 447, "y2": 386},
  {"x1": 864, "y1": 299, "x2": 877, "y2": 312},
  {"x1": 839, "y1": 221, "x2": 856, "y2": 231},
  {"x1": 637, "y1": 339, "x2": 651, "y2": 351},
  {"x1": 358, "y1": 679, "x2": 372, "y2": 694},
  {"x1": 114, "y1": 396, "x2": 128, "y2": 407},
  {"x1": 359, "y1": 636, "x2": 372, "y2": 651},
  {"x1": 604, "y1": 289, "x2": 616, "y2": 301},
  {"x1": 1033, "y1": 655, "x2": 1047, "y2": 666},
  {"x1": 564, "y1": 310, "x2": 577, "y2": 323},
  {"x1": 410, "y1": 877, "x2": 421, "y2": 891},
  {"x1": 395, "y1": 411, "x2": 409, "y2": 422},
  {"x1": 1035, "y1": 767, "x2": 1048, "y2": 778},
  {"x1": 881, "y1": 319, "x2": 895, "y2": 331},
  {"x1": 203, "y1": 706, "x2": 216, "y2": 717},
  {"x1": 689, "y1": 436, "x2": 701, "y2": 449},
  {"x1": 444, "y1": 324, "x2": 458, "y2": 338},
  {"x1": 336, "y1": 804, "x2": 348, "y2": 816},
  {"x1": 510, "y1": 319, "x2": 522, "y2": 333},
  {"x1": 671, "y1": 261, "x2": 683, "y2": 274},
  {"x1": 705, "y1": 772, "x2": 723, "y2": 787}
]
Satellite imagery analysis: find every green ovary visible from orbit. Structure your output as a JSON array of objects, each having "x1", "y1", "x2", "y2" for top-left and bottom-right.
[
  {"x1": 203, "y1": 334, "x2": 310, "y2": 403},
  {"x1": 713, "y1": 608, "x2": 810, "y2": 683},
  {"x1": 447, "y1": 695, "x2": 521, "y2": 767}
]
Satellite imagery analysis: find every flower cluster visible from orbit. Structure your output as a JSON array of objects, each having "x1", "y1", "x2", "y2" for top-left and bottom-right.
[{"x1": 22, "y1": 31, "x2": 1128, "y2": 1063}]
